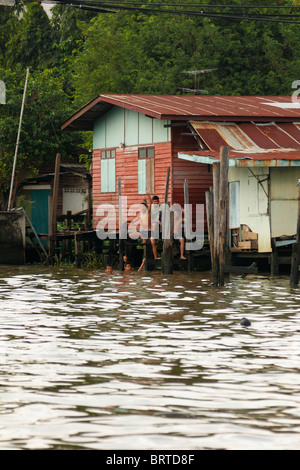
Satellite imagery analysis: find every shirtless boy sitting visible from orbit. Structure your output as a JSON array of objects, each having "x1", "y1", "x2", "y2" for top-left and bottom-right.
[{"x1": 129, "y1": 193, "x2": 160, "y2": 259}]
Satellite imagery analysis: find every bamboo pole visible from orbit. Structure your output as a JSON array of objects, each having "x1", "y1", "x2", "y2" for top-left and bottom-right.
[{"x1": 7, "y1": 68, "x2": 30, "y2": 211}]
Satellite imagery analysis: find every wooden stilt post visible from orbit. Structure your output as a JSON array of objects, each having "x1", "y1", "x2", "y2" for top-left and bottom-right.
[
  {"x1": 162, "y1": 211, "x2": 174, "y2": 274},
  {"x1": 205, "y1": 187, "x2": 214, "y2": 270},
  {"x1": 209, "y1": 146, "x2": 230, "y2": 286},
  {"x1": 118, "y1": 178, "x2": 126, "y2": 270},
  {"x1": 164, "y1": 167, "x2": 170, "y2": 204},
  {"x1": 49, "y1": 153, "x2": 61, "y2": 257},
  {"x1": 212, "y1": 162, "x2": 220, "y2": 286},
  {"x1": 218, "y1": 146, "x2": 230, "y2": 286},
  {"x1": 271, "y1": 238, "x2": 279, "y2": 276},
  {"x1": 74, "y1": 232, "x2": 81, "y2": 268},
  {"x1": 160, "y1": 167, "x2": 171, "y2": 273},
  {"x1": 290, "y1": 181, "x2": 300, "y2": 287},
  {"x1": 184, "y1": 179, "x2": 191, "y2": 271}
]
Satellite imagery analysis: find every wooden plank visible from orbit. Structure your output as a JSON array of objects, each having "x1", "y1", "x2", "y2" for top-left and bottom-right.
[
  {"x1": 241, "y1": 230, "x2": 258, "y2": 240},
  {"x1": 238, "y1": 241, "x2": 252, "y2": 249}
]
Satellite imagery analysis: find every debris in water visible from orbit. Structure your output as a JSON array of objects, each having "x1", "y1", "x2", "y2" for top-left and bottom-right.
[{"x1": 240, "y1": 317, "x2": 251, "y2": 327}]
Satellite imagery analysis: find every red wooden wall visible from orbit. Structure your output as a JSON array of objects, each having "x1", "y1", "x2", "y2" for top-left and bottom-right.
[
  {"x1": 171, "y1": 126, "x2": 213, "y2": 231},
  {"x1": 92, "y1": 142, "x2": 172, "y2": 229},
  {"x1": 92, "y1": 125, "x2": 213, "y2": 233}
]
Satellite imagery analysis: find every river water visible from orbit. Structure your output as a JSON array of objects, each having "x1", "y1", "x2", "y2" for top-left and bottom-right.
[{"x1": 0, "y1": 264, "x2": 299, "y2": 450}]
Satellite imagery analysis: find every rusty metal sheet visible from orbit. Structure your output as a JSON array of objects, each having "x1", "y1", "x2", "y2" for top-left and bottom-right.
[
  {"x1": 190, "y1": 121, "x2": 300, "y2": 152},
  {"x1": 256, "y1": 123, "x2": 300, "y2": 148},
  {"x1": 100, "y1": 95, "x2": 300, "y2": 120},
  {"x1": 190, "y1": 127, "x2": 228, "y2": 150},
  {"x1": 62, "y1": 94, "x2": 300, "y2": 131},
  {"x1": 190, "y1": 121, "x2": 261, "y2": 151},
  {"x1": 285, "y1": 123, "x2": 300, "y2": 143},
  {"x1": 238, "y1": 123, "x2": 279, "y2": 149}
]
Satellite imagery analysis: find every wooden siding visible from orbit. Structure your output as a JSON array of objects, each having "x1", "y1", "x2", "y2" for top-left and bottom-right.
[
  {"x1": 93, "y1": 107, "x2": 170, "y2": 149},
  {"x1": 171, "y1": 126, "x2": 213, "y2": 230},
  {"x1": 92, "y1": 124, "x2": 214, "y2": 232},
  {"x1": 92, "y1": 142, "x2": 172, "y2": 229}
]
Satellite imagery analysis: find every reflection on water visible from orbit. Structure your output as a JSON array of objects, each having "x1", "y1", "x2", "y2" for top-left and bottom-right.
[{"x1": 0, "y1": 265, "x2": 300, "y2": 450}]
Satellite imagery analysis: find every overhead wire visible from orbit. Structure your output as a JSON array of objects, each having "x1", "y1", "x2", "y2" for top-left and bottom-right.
[
  {"x1": 43, "y1": 0, "x2": 300, "y2": 23},
  {"x1": 44, "y1": 1, "x2": 300, "y2": 8}
]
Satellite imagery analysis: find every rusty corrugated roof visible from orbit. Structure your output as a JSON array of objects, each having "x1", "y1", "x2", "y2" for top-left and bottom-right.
[
  {"x1": 190, "y1": 121, "x2": 300, "y2": 151},
  {"x1": 62, "y1": 94, "x2": 300, "y2": 130},
  {"x1": 100, "y1": 95, "x2": 300, "y2": 119},
  {"x1": 184, "y1": 121, "x2": 300, "y2": 165}
]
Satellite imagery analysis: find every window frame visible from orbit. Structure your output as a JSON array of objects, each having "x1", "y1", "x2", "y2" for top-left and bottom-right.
[
  {"x1": 138, "y1": 147, "x2": 155, "y2": 194},
  {"x1": 100, "y1": 148, "x2": 116, "y2": 193}
]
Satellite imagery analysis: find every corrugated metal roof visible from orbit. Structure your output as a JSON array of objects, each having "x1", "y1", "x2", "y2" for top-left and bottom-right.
[
  {"x1": 62, "y1": 94, "x2": 300, "y2": 130},
  {"x1": 98, "y1": 95, "x2": 300, "y2": 119},
  {"x1": 189, "y1": 121, "x2": 300, "y2": 152},
  {"x1": 180, "y1": 120, "x2": 300, "y2": 166}
]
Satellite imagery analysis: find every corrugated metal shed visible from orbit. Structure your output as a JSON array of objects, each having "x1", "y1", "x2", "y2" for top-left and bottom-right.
[{"x1": 62, "y1": 95, "x2": 300, "y2": 131}]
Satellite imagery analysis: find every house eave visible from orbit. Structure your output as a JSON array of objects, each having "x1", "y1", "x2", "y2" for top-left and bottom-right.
[{"x1": 178, "y1": 152, "x2": 300, "y2": 167}]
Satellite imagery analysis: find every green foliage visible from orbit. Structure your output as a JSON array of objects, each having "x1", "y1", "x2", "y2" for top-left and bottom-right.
[
  {"x1": 1, "y1": 0, "x2": 300, "y2": 206},
  {"x1": 5, "y1": 3, "x2": 55, "y2": 69},
  {"x1": 72, "y1": 2, "x2": 300, "y2": 102},
  {"x1": 0, "y1": 66, "x2": 83, "y2": 195},
  {"x1": 0, "y1": 2, "x2": 92, "y2": 204}
]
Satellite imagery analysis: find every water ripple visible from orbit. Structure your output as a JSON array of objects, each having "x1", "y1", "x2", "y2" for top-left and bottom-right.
[{"x1": 0, "y1": 266, "x2": 299, "y2": 449}]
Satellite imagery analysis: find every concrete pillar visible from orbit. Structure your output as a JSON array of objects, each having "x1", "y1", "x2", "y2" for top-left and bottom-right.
[{"x1": 0, "y1": 211, "x2": 26, "y2": 264}]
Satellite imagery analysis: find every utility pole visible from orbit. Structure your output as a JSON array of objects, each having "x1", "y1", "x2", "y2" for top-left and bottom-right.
[{"x1": 7, "y1": 68, "x2": 30, "y2": 211}]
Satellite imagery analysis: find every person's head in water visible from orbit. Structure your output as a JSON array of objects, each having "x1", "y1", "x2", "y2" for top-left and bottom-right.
[
  {"x1": 105, "y1": 265, "x2": 113, "y2": 274},
  {"x1": 124, "y1": 262, "x2": 132, "y2": 272}
]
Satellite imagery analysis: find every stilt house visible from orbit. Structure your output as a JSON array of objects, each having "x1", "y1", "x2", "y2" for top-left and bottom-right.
[
  {"x1": 62, "y1": 94, "x2": 214, "y2": 231},
  {"x1": 62, "y1": 95, "x2": 300, "y2": 265}
]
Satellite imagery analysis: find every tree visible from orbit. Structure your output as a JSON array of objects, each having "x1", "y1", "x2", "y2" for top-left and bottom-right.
[
  {"x1": 71, "y1": 3, "x2": 300, "y2": 103},
  {"x1": 0, "y1": 2, "x2": 92, "y2": 208},
  {"x1": 0, "y1": 67, "x2": 83, "y2": 208},
  {"x1": 5, "y1": 2, "x2": 55, "y2": 70}
]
